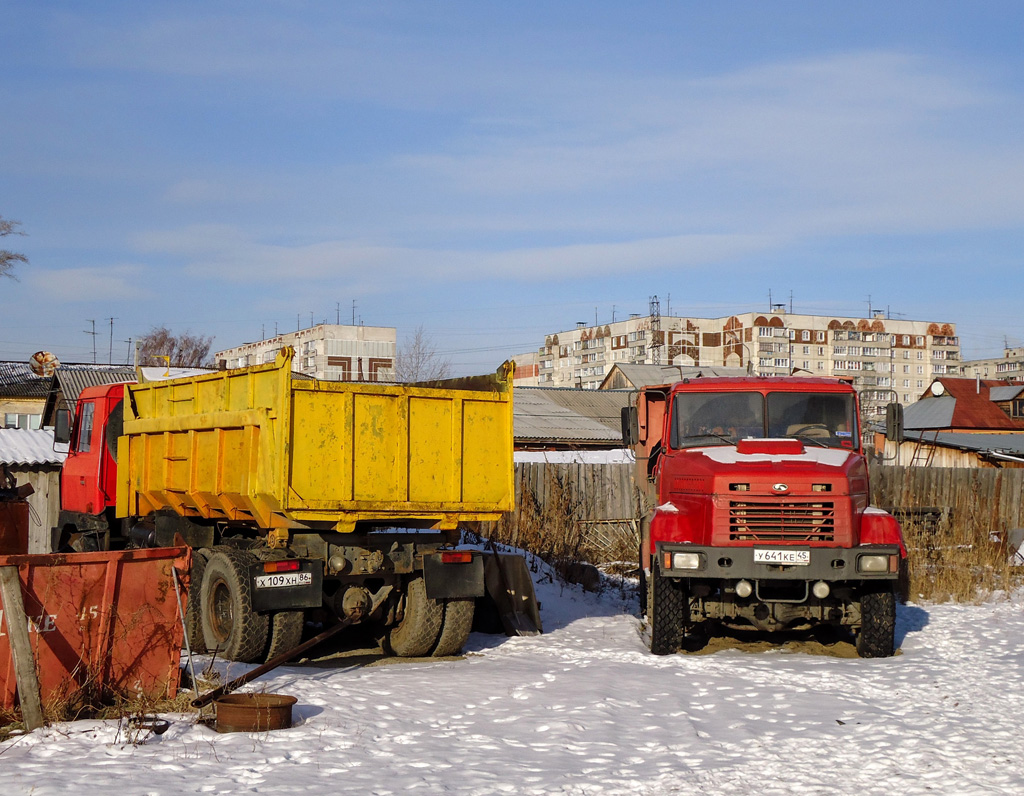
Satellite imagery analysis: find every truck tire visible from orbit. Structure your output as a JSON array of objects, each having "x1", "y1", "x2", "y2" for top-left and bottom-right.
[
  {"x1": 200, "y1": 548, "x2": 269, "y2": 663},
  {"x1": 264, "y1": 611, "x2": 304, "y2": 662},
  {"x1": 385, "y1": 576, "x2": 443, "y2": 657},
  {"x1": 432, "y1": 599, "x2": 475, "y2": 657},
  {"x1": 856, "y1": 588, "x2": 896, "y2": 658},
  {"x1": 649, "y1": 570, "x2": 688, "y2": 656},
  {"x1": 185, "y1": 549, "x2": 210, "y2": 654}
]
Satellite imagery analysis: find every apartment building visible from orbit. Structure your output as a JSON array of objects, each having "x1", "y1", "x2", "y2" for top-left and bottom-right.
[
  {"x1": 215, "y1": 324, "x2": 396, "y2": 382},
  {"x1": 960, "y1": 346, "x2": 1024, "y2": 383},
  {"x1": 513, "y1": 308, "x2": 960, "y2": 418}
]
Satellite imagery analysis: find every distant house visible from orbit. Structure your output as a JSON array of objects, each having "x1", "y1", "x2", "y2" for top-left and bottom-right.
[
  {"x1": 0, "y1": 361, "x2": 52, "y2": 429},
  {"x1": 882, "y1": 378, "x2": 1024, "y2": 467}
]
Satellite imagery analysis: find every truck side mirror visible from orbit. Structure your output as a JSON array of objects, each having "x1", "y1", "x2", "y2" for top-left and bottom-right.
[
  {"x1": 54, "y1": 408, "x2": 72, "y2": 445},
  {"x1": 885, "y1": 402, "x2": 903, "y2": 442},
  {"x1": 621, "y1": 405, "x2": 639, "y2": 446}
]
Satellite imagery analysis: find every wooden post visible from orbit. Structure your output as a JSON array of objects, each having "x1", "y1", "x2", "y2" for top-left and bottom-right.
[{"x1": 0, "y1": 565, "x2": 44, "y2": 731}]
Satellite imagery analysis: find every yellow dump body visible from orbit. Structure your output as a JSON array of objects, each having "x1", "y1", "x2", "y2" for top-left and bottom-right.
[{"x1": 116, "y1": 349, "x2": 514, "y2": 533}]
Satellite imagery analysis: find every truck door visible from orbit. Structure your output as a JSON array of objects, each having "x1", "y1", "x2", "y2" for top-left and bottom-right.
[{"x1": 62, "y1": 398, "x2": 103, "y2": 514}]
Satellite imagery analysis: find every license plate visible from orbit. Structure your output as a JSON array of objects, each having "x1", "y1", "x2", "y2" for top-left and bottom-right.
[
  {"x1": 753, "y1": 549, "x2": 810, "y2": 566},
  {"x1": 255, "y1": 572, "x2": 313, "y2": 589}
]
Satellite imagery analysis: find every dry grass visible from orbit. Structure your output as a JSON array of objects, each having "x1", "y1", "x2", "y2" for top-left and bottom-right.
[
  {"x1": 0, "y1": 678, "x2": 199, "y2": 742},
  {"x1": 902, "y1": 514, "x2": 1024, "y2": 604},
  {"x1": 482, "y1": 468, "x2": 603, "y2": 583}
]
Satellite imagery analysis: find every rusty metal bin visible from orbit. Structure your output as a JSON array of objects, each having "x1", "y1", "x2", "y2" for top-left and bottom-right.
[{"x1": 0, "y1": 547, "x2": 189, "y2": 712}]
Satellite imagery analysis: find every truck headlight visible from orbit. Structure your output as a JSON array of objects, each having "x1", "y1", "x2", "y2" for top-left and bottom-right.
[
  {"x1": 857, "y1": 554, "x2": 890, "y2": 573},
  {"x1": 665, "y1": 552, "x2": 702, "y2": 571}
]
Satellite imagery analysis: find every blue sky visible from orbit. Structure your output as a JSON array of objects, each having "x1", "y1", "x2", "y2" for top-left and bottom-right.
[{"x1": 2, "y1": 1, "x2": 1024, "y2": 373}]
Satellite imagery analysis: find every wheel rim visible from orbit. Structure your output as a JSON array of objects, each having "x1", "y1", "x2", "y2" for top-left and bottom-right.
[{"x1": 209, "y1": 577, "x2": 234, "y2": 644}]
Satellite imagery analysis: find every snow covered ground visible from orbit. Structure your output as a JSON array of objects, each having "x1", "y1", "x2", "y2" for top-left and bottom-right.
[{"x1": 4, "y1": 567, "x2": 1024, "y2": 796}]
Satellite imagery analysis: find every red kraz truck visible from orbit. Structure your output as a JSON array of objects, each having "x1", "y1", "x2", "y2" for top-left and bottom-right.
[{"x1": 623, "y1": 376, "x2": 906, "y2": 658}]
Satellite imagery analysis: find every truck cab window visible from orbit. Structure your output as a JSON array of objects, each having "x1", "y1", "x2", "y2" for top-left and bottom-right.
[
  {"x1": 766, "y1": 392, "x2": 857, "y2": 448},
  {"x1": 74, "y1": 402, "x2": 95, "y2": 453},
  {"x1": 670, "y1": 392, "x2": 765, "y2": 448}
]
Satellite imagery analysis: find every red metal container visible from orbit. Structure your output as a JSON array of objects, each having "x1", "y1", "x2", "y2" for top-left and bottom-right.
[
  {"x1": 0, "y1": 501, "x2": 29, "y2": 555},
  {"x1": 0, "y1": 547, "x2": 189, "y2": 712}
]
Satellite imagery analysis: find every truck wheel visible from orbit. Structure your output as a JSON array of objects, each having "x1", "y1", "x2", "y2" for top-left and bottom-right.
[
  {"x1": 856, "y1": 588, "x2": 896, "y2": 658},
  {"x1": 649, "y1": 570, "x2": 688, "y2": 656},
  {"x1": 200, "y1": 548, "x2": 269, "y2": 663},
  {"x1": 385, "y1": 576, "x2": 443, "y2": 657},
  {"x1": 185, "y1": 549, "x2": 210, "y2": 654},
  {"x1": 264, "y1": 611, "x2": 304, "y2": 662},
  {"x1": 432, "y1": 599, "x2": 475, "y2": 657}
]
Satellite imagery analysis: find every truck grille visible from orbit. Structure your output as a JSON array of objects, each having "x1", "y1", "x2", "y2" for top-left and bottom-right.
[{"x1": 728, "y1": 500, "x2": 836, "y2": 542}]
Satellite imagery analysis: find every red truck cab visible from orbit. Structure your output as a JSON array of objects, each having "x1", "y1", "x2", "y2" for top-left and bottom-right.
[
  {"x1": 55, "y1": 383, "x2": 127, "y2": 551},
  {"x1": 624, "y1": 376, "x2": 905, "y2": 658}
]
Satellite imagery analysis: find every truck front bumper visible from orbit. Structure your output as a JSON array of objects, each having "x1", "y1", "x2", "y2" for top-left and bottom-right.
[{"x1": 656, "y1": 543, "x2": 901, "y2": 582}]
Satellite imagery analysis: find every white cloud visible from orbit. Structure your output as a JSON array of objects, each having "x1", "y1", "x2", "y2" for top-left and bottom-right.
[
  {"x1": 133, "y1": 224, "x2": 784, "y2": 287},
  {"x1": 26, "y1": 264, "x2": 153, "y2": 303}
]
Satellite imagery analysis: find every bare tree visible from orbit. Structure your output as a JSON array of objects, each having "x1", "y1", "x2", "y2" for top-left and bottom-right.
[
  {"x1": 1, "y1": 216, "x2": 28, "y2": 280},
  {"x1": 392, "y1": 325, "x2": 452, "y2": 383},
  {"x1": 136, "y1": 325, "x2": 215, "y2": 368}
]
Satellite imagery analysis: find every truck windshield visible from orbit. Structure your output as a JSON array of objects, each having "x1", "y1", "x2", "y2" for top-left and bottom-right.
[{"x1": 669, "y1": 391, "x2": 858, "y2": 450}]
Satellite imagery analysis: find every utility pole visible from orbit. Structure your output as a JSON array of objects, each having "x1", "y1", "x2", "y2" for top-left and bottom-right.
[
  {"x1": 649, "y1": 295, "x2": 662, "y2": 365},
  {"x1": 124, "y1": 338, "x2": 132, "y2": 365},
  {"x1": 85, "y1": 320, "x2": 97, "y2": 364},
  {"x1": 352, "y1": 300, "x2": 357, "y2": 326},
  {"x1": 336, "y1": 302, "x2": 341, "y2": 325},
  {"x1": 107, "y1": 317, "x2": 117, "y2": 364}
]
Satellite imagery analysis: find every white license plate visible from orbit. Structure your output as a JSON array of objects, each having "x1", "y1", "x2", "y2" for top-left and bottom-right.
[
  {"x1": 255, "y1": 572, "x2": 313, "y2": 589},
  {"x1": 753, "y1": 549, "x2": 810, "y2": 566}
]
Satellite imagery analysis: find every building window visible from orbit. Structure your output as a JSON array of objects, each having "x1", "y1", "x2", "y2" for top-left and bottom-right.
[
  {"x1": 801, "y1": 330, "x2": 810, "y2": 341},
  {"x1": 3, "y1": 413, "x2": 42, "y2": 430}
]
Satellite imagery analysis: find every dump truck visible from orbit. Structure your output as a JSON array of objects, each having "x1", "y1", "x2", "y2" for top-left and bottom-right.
[
  {"x1": 622, "y1": 376, "x2": 906, "y2": 658},
  {"x1": 53, "y1": 348, "x2": 538, "y2": 663}
]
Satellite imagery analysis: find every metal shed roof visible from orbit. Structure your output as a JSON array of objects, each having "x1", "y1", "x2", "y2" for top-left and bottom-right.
[
  {"x1": 600, "y1": 363, "x2": 749, "y2": 390},
  {"x1": 903, "y1": 396, "x2": 956, "y2": 430},
  {"x1": 0, "y1": 362, "x2": 52, "y2": 399},
  {"x1": 904, "y1": 430, "x2": 1024, "y2": 458},
  {"x1": 514, "y1": 388, "x2": 626, "y2": 444},
  {"x1": 990, "y1": 385, "x2": 1024, "y2": 402},
  {"x1": 0, "y1": 428, "x2": 66, "y2": 466}
]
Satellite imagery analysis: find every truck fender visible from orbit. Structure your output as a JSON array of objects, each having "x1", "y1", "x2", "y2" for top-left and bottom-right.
[{"x1": 860, "y1": 507, "x2": 907, "y2": 557}]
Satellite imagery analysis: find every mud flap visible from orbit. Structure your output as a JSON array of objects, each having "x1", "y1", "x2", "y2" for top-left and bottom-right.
[
  {"x1": 476, "y1": 551, "x2": 543, "y2": 636},
  {"x1": 422, "y1": 553, "x2": 485, "y2": 600}
]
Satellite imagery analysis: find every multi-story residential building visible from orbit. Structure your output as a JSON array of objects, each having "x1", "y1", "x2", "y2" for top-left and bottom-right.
[
  {"x1": 215, "y1": 324, "x2": 396, "y2": 382},
  {"x1": 513, "y1": 308, "x2": 960, "y2": 420},
  {"x1": 960, "y1": 346, "x2": 1024, "y2": 383}
]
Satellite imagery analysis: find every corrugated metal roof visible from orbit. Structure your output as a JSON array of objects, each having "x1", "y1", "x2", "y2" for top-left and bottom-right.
[
  {"x1": 518, "y1": 387, "x2": 630, "y2": 433},
  {"x1": 514, "y1": 388, "x2": 624, "y2": 443},
  {"x1": 905, "y1": 430, "x2": 1024, "y2": 457},
  {"x1": 0, "y1": 428, "x2": 66, "y2": 466},
  {"x1": 0, "y1": 362, "x2": 52, "y2": 398},
  {"x1": 55, "y1": 367, "x2": 137, "y2": 404}
]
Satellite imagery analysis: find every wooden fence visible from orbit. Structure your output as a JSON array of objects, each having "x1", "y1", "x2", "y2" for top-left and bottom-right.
[
  {"x1": 869, "y1": 464, "x2": 1024, "y2": 534},
  {"x1": 507, "y1": 462, "x2": 1024, "y2": 563}
]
